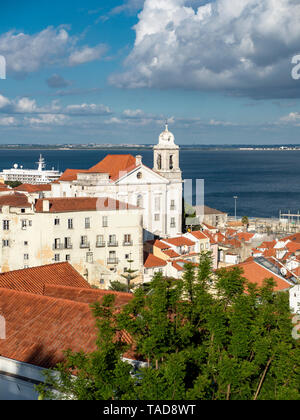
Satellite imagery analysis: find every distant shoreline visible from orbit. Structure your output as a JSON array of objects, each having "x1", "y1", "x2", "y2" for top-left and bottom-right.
[{"x1": 0, "y1": 145, "x2": 300, "y2": 152}]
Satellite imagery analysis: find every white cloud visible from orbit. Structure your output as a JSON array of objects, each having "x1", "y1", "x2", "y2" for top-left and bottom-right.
[
  {"x1": 123, "y1": 108, "x2": 144, "y2": 117},
  {"x1": 110, "y1": 0, "x2": 300, "y2": 98},
  {"x1": 0, "y1": 117, "x2": 17, "y2": 126},
  {"x1": 280, "y1": 111, "x2": 300, "y2": 123},
  {"x1": 0, "y1": 27, "x2": 107, "y2": 76},
  {"x1": 68, "y1": 44, "x2": 107, "y2": 66},
  {"x1": 65, "y1": 103, "x2": 112, "y2": 115},
  {"x1": 25, "y1": 114, "x2": 68, "y2": 126}
]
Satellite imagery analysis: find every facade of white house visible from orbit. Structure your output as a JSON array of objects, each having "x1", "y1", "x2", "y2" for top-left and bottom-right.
[
  {"x1": 0, "y1": 196, "x2": 143, "y2": 288},
  {"x1": 51, "y1": 125, "x2": 183, "y2": 240}
]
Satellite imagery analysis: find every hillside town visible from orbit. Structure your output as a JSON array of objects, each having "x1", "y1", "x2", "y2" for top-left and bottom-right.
[{"x1": 0, "y1": 125, "x2": 299, "y2": 399}]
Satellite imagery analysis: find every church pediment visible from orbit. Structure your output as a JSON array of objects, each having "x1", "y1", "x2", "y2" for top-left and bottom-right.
[{"x1": 116, "y1": 164, "x2": 169, "y2": 185}]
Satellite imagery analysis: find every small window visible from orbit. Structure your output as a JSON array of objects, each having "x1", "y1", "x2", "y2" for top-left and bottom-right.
[
  {"x1": 137, "y1": 172, "x2": 142, "y2": 179},
  {"x1": 21, "y1": 208, "x2": 26, "y2": 214},
  {"x1": 2, "y1": 240, "x2": 9, "y2": 247},
  {"x1": 85, "y1": 218, "x2": 91, "y2": 229},
  {"x1": 54, "y1": 254, "x2": 60, "y2": 262},
  {"x1": 102, "y1": 216, "x2": 108, "y2": 227},
  {"x1": 68, "y1": 219, "x2": 73, "y2": 229},
  {"x1": 3, "y1": 220, "x2": 9, "y2": 231},
  {"x1": 154, "y1": 214, "x2": 160, "y2": 222},
  {"x1": 170, "y1": 218, "x2": 176, "y2": 228},
  {"x1": 24, "y1": 241, "x2": 28, "y2": 246},
  {"x1": 54, "y1": 218, "x2": 60, "y2": 226},
  {"x1": 100, "y1": 278, "x2": 105, "y2": 285},
  {"x1": 66, "y1": 254, "x2": 71, "y2": 261},
  {"x1": 24, "y1": 254, "x2": 29, "y2": 260},
  {"x1": 86, "y1": 252, "x2": 93, "y2": 263}
]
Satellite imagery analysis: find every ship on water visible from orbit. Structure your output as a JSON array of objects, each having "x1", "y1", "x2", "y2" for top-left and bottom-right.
[{"x1": 0, "y1": 154, "x2": 62, "y2": 184}]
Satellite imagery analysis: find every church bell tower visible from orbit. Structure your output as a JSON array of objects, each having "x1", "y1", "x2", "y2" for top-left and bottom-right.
[{"x1": 153, "y1": 122, "x2": 181, "y2": 181}]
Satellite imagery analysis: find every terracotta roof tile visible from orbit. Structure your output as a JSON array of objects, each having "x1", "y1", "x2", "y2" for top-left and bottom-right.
[
  {"x1": 0, "y1": 193, "x2": 30, "y2": 208},
  {"x1": 162, "y1": 249, "x2": 180, "y2": 258},
  {"x1": 44, "y1": 284, "x2": 133, "y2": 307},
  {"x1": 0, "y1": 263, "x2": 91, "y2": 295},
  {"x1": 14, "y1": 183, "x2": 52, "y2": 193},
  {"x1": 35, "y1": 197, "x2": 137, "y2": 213},
  {"x1": 164, "y1": 236, "x2": 195, "y2": 247},
  {"x1": 0, "y1": 287, "x2": 135, "y2": 369},
  {"x1": 58, "y1": 169, "x2": 87, "y2": 182},
  {"x1": 88, "y1": 155, "x2": 137, "y2": 181},
  {"x1": 144, "y1": 254, "x2": 167, "y2": 268},
  {"x1": 232, "y1": 260, "x2": 292, "y2": 292},
  {"x1": 153, "y1": 240, "x2": 171, "y2": 250},
  {"x1": 190, "y1": 231, "x2": 208, "y2": 240}
]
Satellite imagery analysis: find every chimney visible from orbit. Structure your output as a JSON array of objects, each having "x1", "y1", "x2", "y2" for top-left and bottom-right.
[
  {"x1": 42, "y1": 200, "x2": 50, "y2": 212},
  {"x1": 136, "y1": 155, "x2": 142, "y2": 166}
]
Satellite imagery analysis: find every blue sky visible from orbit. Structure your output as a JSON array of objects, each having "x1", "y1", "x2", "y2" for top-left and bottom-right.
[{"x1": 1, "y1": 0, "x2": 300, "y2": 145}]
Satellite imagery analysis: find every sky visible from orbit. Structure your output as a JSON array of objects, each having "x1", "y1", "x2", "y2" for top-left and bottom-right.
[{"x1": 1, "y1": 0, "x2": 300, "y2": 145}]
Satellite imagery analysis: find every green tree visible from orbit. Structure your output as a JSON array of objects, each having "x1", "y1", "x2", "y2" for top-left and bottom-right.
[{"x1": 37, "y1": 257, "x2": 300, "y2": 400}]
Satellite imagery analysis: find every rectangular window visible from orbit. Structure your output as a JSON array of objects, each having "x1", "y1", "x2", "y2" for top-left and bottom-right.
[
  {"x1": 124, "y1": 234, "x2": 132, "y2": 245},
  {"x1": 154, "y1": 214, "x2": 160, "y2": 222},
  {"x1": 24, "y1": 254, "x2": 29, "y2": 260},
  {"x1": 21, "y1": 220, "x2": 27, "y2": 229},
  {"x1": 24, "y1": 241, "x2": 28, "y2": 246},
  {"x1": 102, "y1": 216, "x2": 108, "y2": 227},
  {"x1": 170, "y1": 218, "x2": 176, "y2": 228},
  {"x1": 170, "y1": 200, "x2": 176, "y2": 210},
  {"x1": 85, "y1": 217, "x2": 91, "y2": 229},
  {"x1": 2, "y1": 240, "x2": 9, "y2": 247},
  {"x1": 54, "y1": 218, "x2": 60, "y2": 226},
  {"x1": 64, "y1": 237, "x2": 72, "y2": 249},
  {"x1": 3, "y1": 220, "x2": 9, "y2": 231},
  {"x1": 109, "y1": 235, "x2": 117, "y2": 246},
  {"x1": 86, "y1": 252, "x2": 93, "y2": 263},
  {"x1": 66, "y1": 254, "x2": 71, "y2": 261},
  {"x1": 54, "y1": 238, "x2": 61, "y2": 250},
  {"x1": 54, "y1": 254, "x2": 60, "y2": 262},
  {"x1": 68, "y1": 219, "x2": 73, "y2": 229},
  {"x1": 96, "y1": 235, "x2": 105, "y2": 247}
]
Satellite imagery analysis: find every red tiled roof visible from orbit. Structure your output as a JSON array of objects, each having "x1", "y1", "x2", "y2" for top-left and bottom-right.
[
  {"x1": 286, "y1": 241, "x2": 300, "y2": 253},
  {"x1": 258, "y1": 240, "x2": 277, "y2": 250},
  {"x1": 236, "y1": 232, "x2": 255, "y2": 242},
  {"x1": 44, "y1": 285, "x2": 133, "y2": 307},
  {"x1": 144, "y1": 254, "x2": 167, "y2": 268},
  {"x1": 172, "y1": 262, "x2": 184, "y2": 271},
  {"x1": 58, "y1": 169, "x2": 87, "y2": 182},
  {"x1": 88, "y1": 155, "x2": 137, "y2": 181},
  {"x1": 202, "y1": 223, "x2": 216, "y2": 230},
  {"x1": 0, "y1": 193, "x2": 30, "y2": 208},
  {"x1": 190, "y1": 231, "x2": 208, "y2": 240},
  {"x1": 164, "y1": 236, "x2": 195, "y2": 247},
  {"x1": 14, "y1": 183, "x2": 52, "y2": 193},
  {"x1": 282, "y1": 233, "x2": 300, "y2": 243},
  {"x1": 0, "y1": 289, "x2": 98, "y2": 368},
  {"x1": 263, "y1": 249, "x2": 276, "y2": 258},
  {"x1": 162, "y1": 249, "x2": 180, "y2": 258},
  {"x1": 0, "y1": 263, "x2": 91, "y2": 295},
  {"x1": 153, "y1": 240, "x2": 171, "y2": 250},
  {"x1": 234, "y1": 260, "x2": 292, "y2": 292},
  {"x1": 0, "y1": 184, "x2": 10, "y2": 191},
  {"x1": 35, "y1": 197, "x2": 137, "y2": 213},
  {"x1": 0, "y1": 287, "x2": 136, "y2": 369}
]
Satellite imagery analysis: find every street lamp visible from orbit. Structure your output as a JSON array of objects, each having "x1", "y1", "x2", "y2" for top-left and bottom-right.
[{"x1": 233, "y1": 196, "x2": 238, "y2": 220}]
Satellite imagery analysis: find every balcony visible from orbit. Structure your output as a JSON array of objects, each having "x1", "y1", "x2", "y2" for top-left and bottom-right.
[
  {"x1": 107, "y1": 257, "x2": 119, "y2": 264},
  {"x1": 80, "y1": 242, "x2": 90, "y2": 249},
  {"x1": 65, "y1": 244, "x2": 73, "y2": 250},
  {"x1": 96, "y1": 241, "x2": 106, "y2": 248},
  {"x1": 123, "y1": 241, "x2": 133, "y2": 246},
  {"x1": 108, "y1": 241, "x2": 118, "y2": 247}
]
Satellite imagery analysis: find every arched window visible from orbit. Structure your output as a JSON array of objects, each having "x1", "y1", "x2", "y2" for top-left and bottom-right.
[
  {"x1": 169, "y1": 155, "x2": 174, "y2": 170},
  {"x1": 157, "y1": 154, "x2": 162, "y2": 170},
  {"x1": 137, "y1": 194, "x2": 143, "y2": 208}
]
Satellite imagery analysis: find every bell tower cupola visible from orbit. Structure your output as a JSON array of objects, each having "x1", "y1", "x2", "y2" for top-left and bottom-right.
[{"x1": 153, "y1": 122, "x2": 181, "y2": 181}]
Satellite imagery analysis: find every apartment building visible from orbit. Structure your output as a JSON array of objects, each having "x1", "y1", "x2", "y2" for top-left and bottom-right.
[{"x1": 0, "y1": 194, "x2": 143, "y2": 288}]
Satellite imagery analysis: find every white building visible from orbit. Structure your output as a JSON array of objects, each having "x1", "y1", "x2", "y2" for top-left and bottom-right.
[
  {"x1": 0, "y1": 194, "x2": 143, "y2": 288},
  {"x1": 290, "y1": 285, "x2": 300, "y2": 314},
  {"x1": 51, "y1": 124, "x2": 183, "y2": 240}
]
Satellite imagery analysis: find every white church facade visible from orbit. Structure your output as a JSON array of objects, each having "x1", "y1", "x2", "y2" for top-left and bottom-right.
[{"x1": 51, "y1": 124, "x2": 183, "y2": 240}]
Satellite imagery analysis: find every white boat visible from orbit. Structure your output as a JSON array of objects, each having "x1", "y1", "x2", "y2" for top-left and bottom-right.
[{"x1": 0, "y1": 154, "x2": 62, "y2": 184}]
